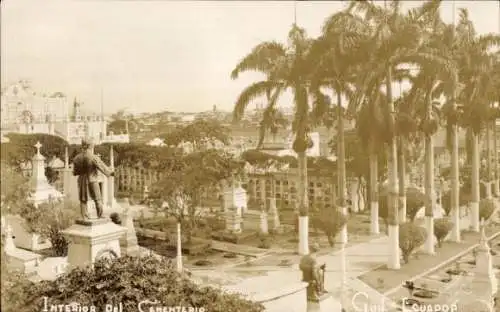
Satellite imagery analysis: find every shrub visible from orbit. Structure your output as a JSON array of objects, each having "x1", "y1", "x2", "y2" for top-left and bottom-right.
[
  {"x1": 406, "y1": 187, "x2": 426, "y2": 221},
  {"x1": 479, "y1": 199, "x2": 495, "y2": 221},
  {"x1": 258, "y1": 237, "x2": 271, "y2": 249},
  {"x1": 311, "y1": 209, "x2": 347, "y2": 247},
  {"x1": 110, "y1": 212, "x2": 122, "y2": 225},
  {"x1": 2, "y1": 256, "x2": 264, "y2": 312},
  {"x1": 434, "y1": 218, "x2": 453, "y2": 247},
  {"x1": 399, "y1": 222, "x2": 427, "y2": 264}
]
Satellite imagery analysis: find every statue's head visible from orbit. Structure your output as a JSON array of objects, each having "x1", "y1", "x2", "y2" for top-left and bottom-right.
[{"x1": 81, "y1": 137, "x2": 95, "y2": 151}]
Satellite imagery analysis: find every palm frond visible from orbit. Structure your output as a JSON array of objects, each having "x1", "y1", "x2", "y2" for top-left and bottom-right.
[
  {"x1": 233, "y1": 81, "x2": 283, "y2": 122},
  {"x1": 230, "y1": 42, "x2": 287, "y2": 79}
]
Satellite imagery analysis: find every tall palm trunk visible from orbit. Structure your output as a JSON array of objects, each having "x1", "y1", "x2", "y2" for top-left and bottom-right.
[
  {"x1": 470, "y1": 131, "x2": 480, "y2": 232},
  {"x1": 494, "y1": 117, "x2": 500, "y2": 197},
  {"x1": 386, "y1": 68, "x2": 400, "y2": 270},
  {"x1": 397, "y1": 136, "x2": 407, "y2": 222},
  {"x1": 485, "y1": 122, "x2": 493, "y2": 199},
  {"x1": 298, "y1": 150, "x2": 309, "y2": 255},
  {"x1": 449, "y1": 123, "x2": 461, "y2": 242},
  {"x1": 337, "y1": 92, "x2": 348, "y2": 244},
  {"x1": 369, "y1": 141, "x2": 380, "y2": 234},
  {"x1": 424, "y1": 93, "x2": 436, "y2": 254}
]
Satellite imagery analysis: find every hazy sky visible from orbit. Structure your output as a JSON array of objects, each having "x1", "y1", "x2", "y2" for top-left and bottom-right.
[{"x1": 1, "y1": 1, "x2": 499, "y2": 114}]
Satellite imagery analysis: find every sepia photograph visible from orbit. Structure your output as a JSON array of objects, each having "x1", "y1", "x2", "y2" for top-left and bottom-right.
[{"x1": 1, "y1": 0, "x2": 500, "y2": 311}]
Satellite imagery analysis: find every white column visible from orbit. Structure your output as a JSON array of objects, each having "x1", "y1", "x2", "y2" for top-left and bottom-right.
[
  {"x1": 176, "y1": 222, "x2": 183, "y2": 273},
  {"x1": 108, "y1": 146, "x2": 115, "y2": 208}
]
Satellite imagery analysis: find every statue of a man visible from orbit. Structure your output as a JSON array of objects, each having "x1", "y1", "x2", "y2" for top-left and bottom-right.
[
  {"x1": 73, "y1": 137, "x2": 114, "y2": 219},
  {"x1": 299, "y1": 243, "x2": 326, "y2": 301}
]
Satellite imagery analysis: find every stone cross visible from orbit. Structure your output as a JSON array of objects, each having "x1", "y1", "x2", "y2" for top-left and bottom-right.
[{"x1": 34, "y1": 141, "x2": 42, "y2": 155}]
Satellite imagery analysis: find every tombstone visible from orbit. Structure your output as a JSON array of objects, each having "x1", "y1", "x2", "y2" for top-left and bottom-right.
[
  {"x1": 6, "y1": 215, "x2": 51, "y2": 251},
  {"x1": 3, "y1": 223, "x2": 41, "y2": 276},
  {"x1": 29, "y1": 141, "x2": 64, "y2": 205}
]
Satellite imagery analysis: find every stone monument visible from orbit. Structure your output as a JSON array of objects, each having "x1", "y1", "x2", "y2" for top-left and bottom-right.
[
  {"x1": 267, "y1": 197, "x2": 282, "y2": 233},
  {"x1": 28, "y1": 141, "x2": 64, "y2": 205},
  {"x1": 119, "y1": 198, "x2": 139, "y2": 256},
  {"x1": 464, "y1": 219, "x2": 497, "y2": 309},
  {"x1": 299, "y1": 243, "x2": 342, "y2": 312},
  {"x1": 223, "y1": 180, "x2": 247, "y2": 215},
  {"x1": 62, "y1": 138, "x2": 126, "y2": 269},
  {"x1": 225, "y1": 206, "x2": 242, "y2": 233}
]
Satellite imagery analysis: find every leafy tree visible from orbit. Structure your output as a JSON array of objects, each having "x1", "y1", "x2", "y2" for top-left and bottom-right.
[
  {"x1": 399, "y1": 222, "x2": 427, "y2": 264},
  {"x1": 149, "y1": 150, "x2": 244, "y2": 243},
  {"x1": 1, "y1": 133, "x2": 68, "y2": 167},
  {"x1": 161, "y1": 119, "x2": 230, "y2": 150},
  {"x1": 405, "y1": 187, "x2": 426, "y2": 222},
  {"x1": 2, "y1": 256, "x2": 264, "y2": 312},
  {"x1": 0, "y1": 162, "x2": 30, "y2": 216},
  {"x1": 434, "y1": 218, "x2": 453, "y2": 247}
]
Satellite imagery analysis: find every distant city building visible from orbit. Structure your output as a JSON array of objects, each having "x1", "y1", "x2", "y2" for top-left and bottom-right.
[{"x1": 0, "y1": 80, "x2": 129, "y2": 144}]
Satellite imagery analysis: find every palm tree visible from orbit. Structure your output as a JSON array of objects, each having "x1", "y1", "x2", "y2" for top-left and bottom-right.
[
  {"x1": 347, "y1": 0, "x2": 448, "y2": 269},
  {"x1": 404, "y1": 16, "x2": 458, "y2": 254},
  {"x1": 435, "y1": 17, "x2": 467, "y2": 243},
  {"x1": 308, "y1": 9, "x2": 368, "y2": 244},
  {"x1": 455, "y1": 9, "x2": 500, "y2": 231},
  {"x1": 231, "y1": 24, "x2": 315, "y2": 255}
]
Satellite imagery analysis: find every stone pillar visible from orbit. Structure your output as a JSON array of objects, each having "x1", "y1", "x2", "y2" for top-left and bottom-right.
[
  {"x1": 176, "y1": 222, "x2": 183, "y2": 273},
  {"x1": 119, "y1": 198, "x2": 139, "y2": 256},
  {"x1": 62, "y1": 219, "x2": 126, "y2": 270},
  {"x1": 107, "y1": 146, "x2": 116, "y2": 208},
  {"x1": 260, "y1": 178, "x2": 266, "y2": 210},
  {"x1": 268, "y1": 197, "x2": 282, "y2": 233},
  {"x1": 260, "y1": 211, "x2": 268, "y2": 234}
]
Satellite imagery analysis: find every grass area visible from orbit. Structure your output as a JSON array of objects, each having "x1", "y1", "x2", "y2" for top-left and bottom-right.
[{"x1": 358, "y1": 224, "x2": 500, "y2": 294}]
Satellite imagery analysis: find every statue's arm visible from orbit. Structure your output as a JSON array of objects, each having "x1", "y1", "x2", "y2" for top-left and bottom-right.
[{"x1": 93, "y1": 155, "x2": 113, "y2": 176}]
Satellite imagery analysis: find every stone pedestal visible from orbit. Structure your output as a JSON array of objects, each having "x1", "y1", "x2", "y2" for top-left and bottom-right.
[
  {"x1": 62, "y1": 219, "x2": 126, "y2": 269},
  {"x1": 225, "y1": 208, "x2": 242, "y2": 233},
  {"x1": 307, "y1": 293, "x2": 342, "y2": 312}
]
